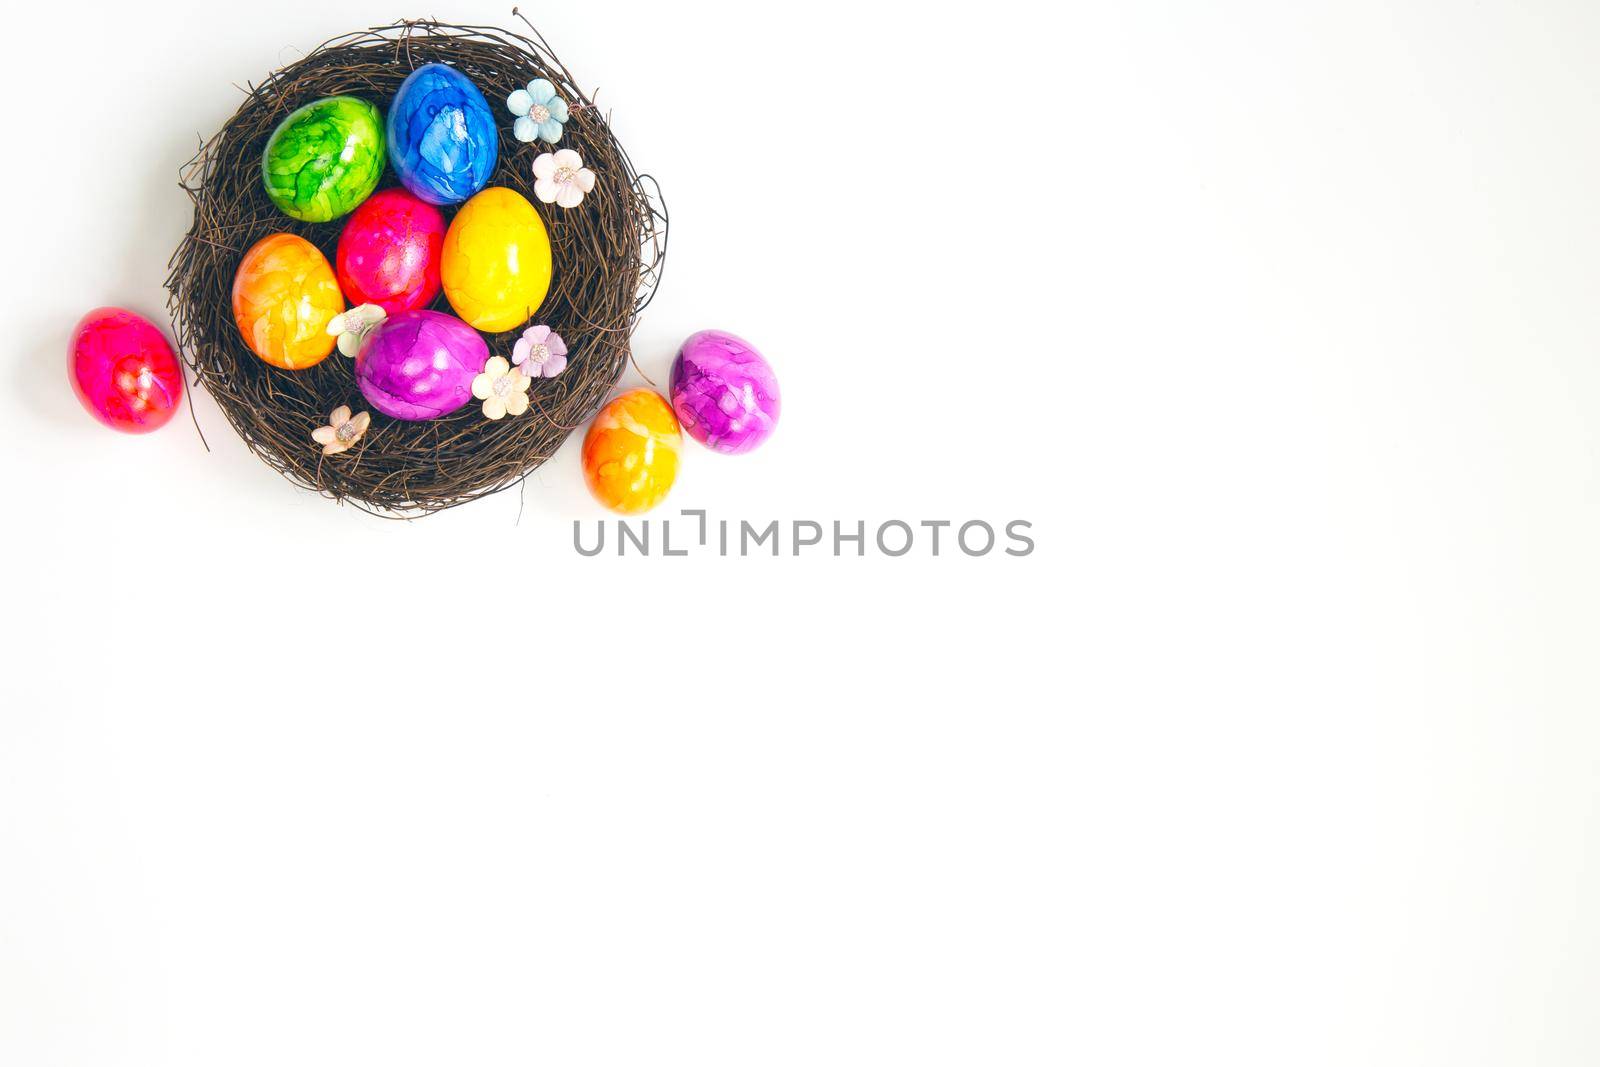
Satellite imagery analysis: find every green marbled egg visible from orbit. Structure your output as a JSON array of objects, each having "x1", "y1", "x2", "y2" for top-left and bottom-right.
[{"x1": 262, "y1": 96, "x2": 386, "y2": 223}]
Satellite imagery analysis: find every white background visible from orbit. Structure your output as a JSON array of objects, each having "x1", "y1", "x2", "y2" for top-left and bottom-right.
[{"x1": 3, "y1": 0, "x2": 1598, "y2": 1063}]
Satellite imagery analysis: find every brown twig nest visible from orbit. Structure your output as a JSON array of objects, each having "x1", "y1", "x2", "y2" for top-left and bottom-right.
[{"x1": 166, "y1": 14, "x2": 667, "y2": 514}]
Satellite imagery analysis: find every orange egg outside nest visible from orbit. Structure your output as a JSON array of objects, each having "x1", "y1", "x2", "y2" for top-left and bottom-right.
[
  {"x1": 231, "y1": 233, "x2": 344, "y2": 369},
  {"x1": 582, "y1": 389, "x2": 682, "y2": 514}
]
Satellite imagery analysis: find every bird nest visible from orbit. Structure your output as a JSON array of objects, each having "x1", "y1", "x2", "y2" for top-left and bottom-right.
[{"x1": 166, "y1": 14, "x2": 667, "y2": 514}]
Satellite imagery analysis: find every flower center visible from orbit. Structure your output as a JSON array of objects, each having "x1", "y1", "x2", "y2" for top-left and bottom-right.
[
  {"x1": 335, "y1": 420, "x2": 360, "y2": 442},
  {"x1": 493, "y1": 374, "x2": 515, "y2": 398},
  {"x1": 526, "y1": 342, "x2": 550, "y2": 368},
  {"x1": 555, "y1": 165, "x2": 577, "y2": 186},
  {"x1": 530, "y1": 104, "x2": 551, "y2": 124}
]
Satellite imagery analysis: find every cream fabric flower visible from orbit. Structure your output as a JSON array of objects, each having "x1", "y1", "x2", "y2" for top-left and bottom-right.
[
  {"x1": 311, "y1": 405, "x2": 371, "y2": 455},
  {"x1": 326, "y1": 303, "x2": 387, "y2": 357},
  {"x1": 532, "y1": 149, "x2": 597, "y2": 209},
  {"x1": 471, "y1": 356, "x2": 532, "y2": 420}
]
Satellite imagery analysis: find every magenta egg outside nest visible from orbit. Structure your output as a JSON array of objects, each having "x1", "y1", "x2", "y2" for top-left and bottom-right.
[{"x1": 669, "y1": 329, "x2": 780, "y2": 454}]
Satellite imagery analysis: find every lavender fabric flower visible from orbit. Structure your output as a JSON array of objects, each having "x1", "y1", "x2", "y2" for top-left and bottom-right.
[{"x1": 512, "y1": 324, "x2": 569, "y2": 378}]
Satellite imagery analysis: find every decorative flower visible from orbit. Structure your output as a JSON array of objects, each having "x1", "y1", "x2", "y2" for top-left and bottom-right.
[
  {"x1": 325, "y1": 303, "x2": 387, "y2": 357},
  {"x1": 472, "y1": 357, "x2": 532, "y2": 420},
  {"x1": 508, "y1": 78, "x2": 571, "y2": 144},
  {"x1": 512, "y1": 325, "x2": 569, "y2": 379},
  {"x1": 532, "y1": 149, "x2": 596, "y2": 209},
  {"x1": 311, "y1": 405, "x2": 371, "y2": 456}
]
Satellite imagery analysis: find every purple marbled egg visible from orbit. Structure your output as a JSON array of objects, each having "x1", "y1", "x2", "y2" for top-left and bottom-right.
[
  {"x1": 355, "y1": 310, "x2": 487, "y2": 421},
  {"x1": 669, "y1": 330, "x2": 781, "y2": 454}
]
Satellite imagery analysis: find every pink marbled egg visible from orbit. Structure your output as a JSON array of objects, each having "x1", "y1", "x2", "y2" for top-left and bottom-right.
[
  {"x1": 336, "y1": 188, "x2": 446, "y2": 315},
  {"x1": 69, "y1": 307, "x2": 183, "y2": 433}
]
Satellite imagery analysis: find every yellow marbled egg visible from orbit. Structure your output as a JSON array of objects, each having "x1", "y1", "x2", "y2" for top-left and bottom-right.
[
  {"x1": 441, "y1": 187, "x2": 553, "y2": 333},
  {"x1": 231, "y1": 234, "x2": 343, "y2": 369}
]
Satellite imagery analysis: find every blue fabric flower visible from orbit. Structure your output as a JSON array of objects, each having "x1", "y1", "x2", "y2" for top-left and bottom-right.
[{"x1": 507, "y1": 78, "x2": 570, "y2": 144}]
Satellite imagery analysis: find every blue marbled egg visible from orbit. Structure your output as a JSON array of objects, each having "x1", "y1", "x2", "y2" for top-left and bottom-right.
[{"x1": 386, "y1": 63, "x2": 499, "y2": 206}]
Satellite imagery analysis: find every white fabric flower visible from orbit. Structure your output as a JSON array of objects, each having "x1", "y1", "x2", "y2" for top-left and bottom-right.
[
  {"x1": 532, "y1": 149, "x2": 597, "y2": 209},
  {"x1": 325, "y1": 303, "x2": 387, "y2": 357},
  {"x1": 471, "y1": 356, "x2": 532, "y2": 420}
]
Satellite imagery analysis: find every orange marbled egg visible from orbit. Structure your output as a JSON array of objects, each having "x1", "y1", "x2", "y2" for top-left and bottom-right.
[
  {"x1": 581, "y1": 389, "x2": 682, "y2": 514},
  {"x1": 231, "y1": 233, "x2": 344, "y2": 369}
]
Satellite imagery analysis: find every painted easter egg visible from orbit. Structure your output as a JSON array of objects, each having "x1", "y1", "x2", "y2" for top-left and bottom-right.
[
  {"x1": 354, "y1": 310, "x2": 488, "y2": 421},
  {"x1": 336, "y1": 188, "x2": 446, "y2": 314},
  {"x1": 669, "y1": 330, "x2": 781, "y2": 454},
  {"x1": 582, "y1": 389, "x2": 682, "y2": 514},
  {"x1": 68, "y1": 307, "x2": 183, "y2": 433},
  {"x1": 262, "y1": 96, "x2": 386, "y2": 222},
  {"x1": 232, "y1": 234, "x2": 344, "y2": 369},
  {"x1": 387, "y1": 63, "x2": 498, "y2": 206},
  {"x1": 441, "y1": 186, "x2": 553, "y2": 333}
]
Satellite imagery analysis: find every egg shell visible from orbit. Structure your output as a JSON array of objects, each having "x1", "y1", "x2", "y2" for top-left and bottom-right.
[
  {"x1": 387, "y1": 63, "x2": 499, "y2": 206},
  {"x1": 354, "y1": 310, "x2": 488, "y2": 421},
  {"x1": 336, "y1": 188, "x2": 446, "y2": 314},
  {"x1": 262, "y1": 96, "x2": 386, "y2": 222},
  {"x1": 441, "y1": 186, "x2": 553, "y2": 333},
  {"x1": 69, "y1": 307, "x2": 183, "y2": 433},
  {"x1": 582, "y1": 389, "x2": 682, "y2": 514},
  {"x1": 232, "y1": 234, "x2": 343, "y2": 370},
  {"x1": 669, "y1": 330, "x2": 781, "y2": 454}
]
